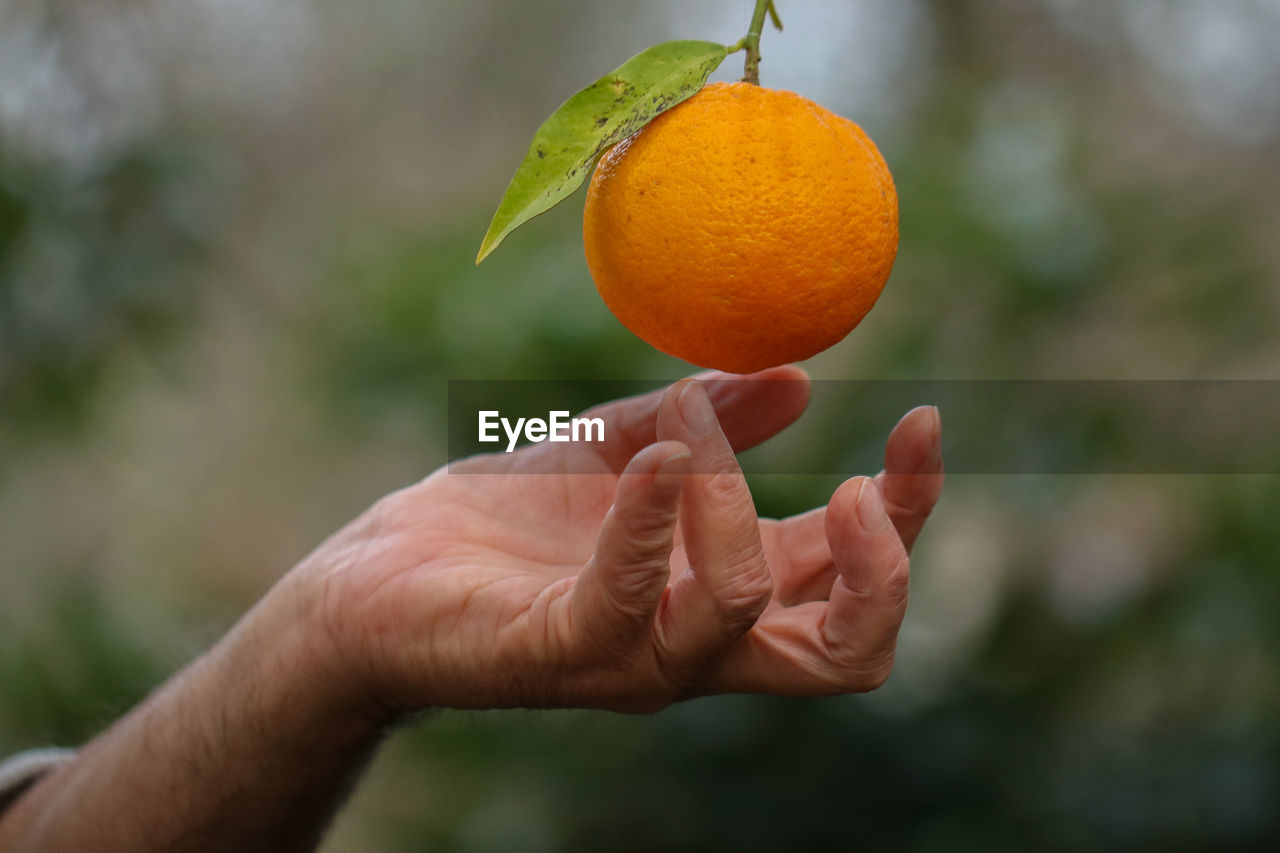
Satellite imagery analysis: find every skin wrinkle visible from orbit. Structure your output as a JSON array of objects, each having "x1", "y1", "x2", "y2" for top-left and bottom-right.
[
  {"x1": 425, "y1": 502, "x2": 575, "y2": 571},
  {"x1": 0, "y1": 372, "x2": 943, "y2": 851},
  {"x1": 514, "y1": 576, "x2": 565, "y2": 670},
  {"x1": 595, "y1": 552, "x2": 665, "y2": 607},
  {"x1": 565, "y1": 574, "x2": 645, "y2": 668},
  {"x1": 649, "y1": 582, "x2": 712, "y2": 695}
]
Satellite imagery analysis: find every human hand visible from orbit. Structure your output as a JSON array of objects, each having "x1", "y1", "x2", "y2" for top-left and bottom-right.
[{"x1": 284, "y1": 367, "x2": 943, "y2": 717}]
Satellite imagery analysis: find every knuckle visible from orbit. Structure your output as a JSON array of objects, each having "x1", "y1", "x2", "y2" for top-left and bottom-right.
[
  {"x1": 613, "y1": 530, "x2": 673, "y2": 571},
  {"x1": 605, "y1": 566, "x2": 668, "y2": 619},
  {"x1": 703, "y1": 470, "x2": 751, "y2": 506},
  {"x1": 619, "y1": 512, "x2": 678, "y2": 559},
  {"x1": 630, "y1": 497, "x2": 681, "y2": 529},
  {"x1": 715, "y1": 564, "x2": 773, "y2": 632},
  {"x1": 718, "y1": 596, "x2": 766, "y2": 635}
]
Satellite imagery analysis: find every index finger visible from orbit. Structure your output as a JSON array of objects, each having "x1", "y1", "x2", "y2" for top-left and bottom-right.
[{"x1": 585, "y1": 365, "x2": 810, "y2": 473}]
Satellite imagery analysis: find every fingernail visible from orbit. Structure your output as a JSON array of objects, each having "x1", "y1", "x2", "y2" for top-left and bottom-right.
[
  {"x1": 655, "y1": 448, "x2": 691, "y2": 477},
  {"x1": 677, "y1": 382, "x2": 718, "y2": 437},
  {"x1": 856, "y1": 480, "x2": 891, "y2": 533}
]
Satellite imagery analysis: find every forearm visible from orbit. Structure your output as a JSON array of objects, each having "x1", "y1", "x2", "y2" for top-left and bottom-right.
[{"x1": 0, "y1": 584, "x2": 392, "y2": 853}]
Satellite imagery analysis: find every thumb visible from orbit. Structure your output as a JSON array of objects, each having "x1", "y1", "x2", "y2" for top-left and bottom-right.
[{"x1": 572, "y1": 441, "x2": 690, "y2": 653}]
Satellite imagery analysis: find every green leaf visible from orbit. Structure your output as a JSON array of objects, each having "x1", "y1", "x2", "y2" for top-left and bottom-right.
[
  {"x1": 768, "y1": 1, "x2": 784, "y2": 31},
  {"x1": 476, "y1": 40, "x2": 730, "y2": 264}
]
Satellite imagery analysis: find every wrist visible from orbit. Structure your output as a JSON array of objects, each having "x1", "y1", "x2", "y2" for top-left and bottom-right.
[{"x1": 211, "y1": 576, "x2": 400, "y2": 751}]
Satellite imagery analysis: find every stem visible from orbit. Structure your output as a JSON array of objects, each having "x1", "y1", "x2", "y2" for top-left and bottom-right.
[{"x1": 740, "y1": 0, "x2": 773, "y2": 85}]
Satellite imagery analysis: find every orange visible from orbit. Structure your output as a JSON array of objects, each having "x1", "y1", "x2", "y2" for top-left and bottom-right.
[{"x1": 583, "y1": 81, "x2": 899, "y2": 374}]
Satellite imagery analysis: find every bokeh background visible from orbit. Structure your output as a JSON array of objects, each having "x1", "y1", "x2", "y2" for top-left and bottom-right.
[{"x1": 3, "y1": 0, "x2": 1279, "y2": 849}]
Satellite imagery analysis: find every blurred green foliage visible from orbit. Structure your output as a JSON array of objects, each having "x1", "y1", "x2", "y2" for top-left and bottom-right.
[
  {"x1": 0, "y1": 143, "x2": 209, "y2": 431},
  {"x1": 0, "y1": 579, "x2": 165, "y2": 755},
  {"x1": 1, "y1": 2, "x2": 1278, "y2": 851}
]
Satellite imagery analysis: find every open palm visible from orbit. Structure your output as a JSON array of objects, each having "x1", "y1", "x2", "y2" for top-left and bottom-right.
[{"x1": 307, "y1": 367, "x2": 943, "y2": 714}]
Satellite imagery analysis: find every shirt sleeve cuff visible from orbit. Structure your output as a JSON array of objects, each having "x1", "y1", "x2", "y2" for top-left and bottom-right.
[{"x1": 0, "y1": 748, "x2": 75, "y2": 816}]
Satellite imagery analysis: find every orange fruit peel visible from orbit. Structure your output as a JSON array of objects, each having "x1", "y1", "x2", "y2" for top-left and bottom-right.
[{"x1": 583, "y1": 81, "x2": 899, "y2": 374}]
